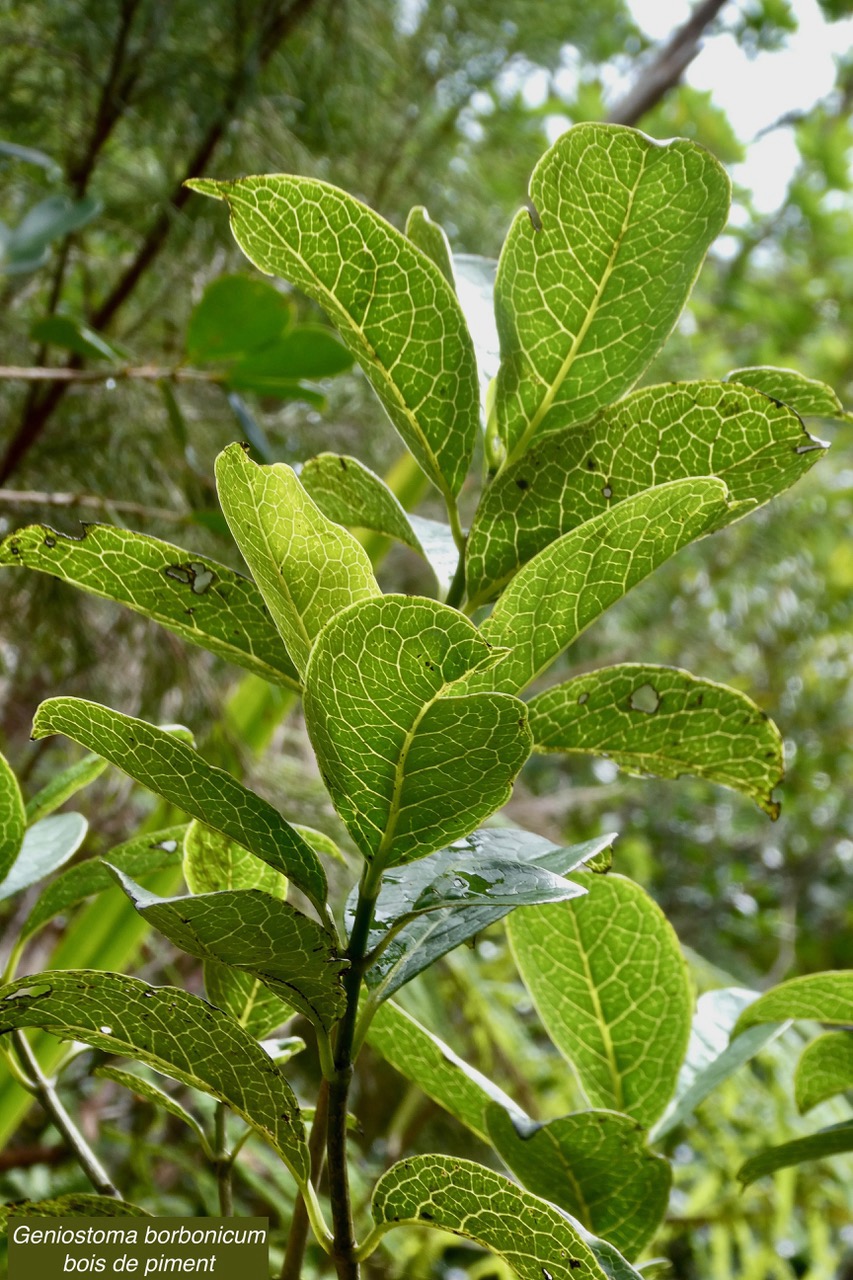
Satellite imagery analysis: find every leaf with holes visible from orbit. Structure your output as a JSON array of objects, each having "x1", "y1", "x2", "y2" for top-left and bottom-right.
[
  {"x1": 463, "y1": 478, "x2": 733, "y2": 696},
  {"x1": 726, "y1": 365, "x2": 849, "y2": 422},
  {"x1": 304, "y1": 595, "x2": 531, "y2": 870},
  {"x1": 0, "y1": 524, "x2": 300, "y2": 690},
  {"x1": 528, "y1": 664, "x2": 783, "y2": 818},
  {"x1": 509, "y1": 875, "x2": 692, "y2": 1128},
  {"x1": 108, "y1": 868, "x2": 347, "y2": 1031},
  {"x1": 216, "y1": 444, "x2": 380, "y2": 676},
  {"x1": 467, "y1": 381, "x2": 825, "y2": 604},
  {"x1": 31, "y1": 698, "x2": 328, "y2": 913},
  {"x1": 487, "y1": 1104, "x2": 671, "y2": 1260},
  {"x1": 0, "y1": 970, "x2": 310, "y2": 1185},
  {"x1": 492, "y1": 123, "x2": 729, "y2": 465},
  {"x1": 189, "y1": 175, "x2": 479, "y2": 500}
]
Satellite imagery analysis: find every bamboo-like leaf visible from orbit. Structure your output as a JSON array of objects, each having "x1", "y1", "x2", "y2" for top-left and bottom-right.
[
  {"x1": 509, "y1": 875, "x2": 692, "y2": 1128},
  {"x1": 21, "y1": 826, "x2": 185, "y2": 943},
  {"x1": 94, "y1": 1066, "x2": 212, "y2": 1155},
  {"x1": 733, "y1": 972, "x2": 853, "y2": 1035},
  {"x1": 0, "y1": 970, "x2": 309, "y2": 1183},
  {"x1": 726, "y1": 365, "x2": 849, "y2": 421},
  {"x1": 464, "y1": 478, "x2": 732, "y2": 696},
  {"x1": 0, "y1": 524, "x2": 300, "y2": 690},
  {"x1": 738, "y1": 1121, "x2": 853, "y2": 1186},
  {"x1": 487, "y1": 1104, "x2": 671, "y2": 1260},
  {"x1": 652, "y1": 988, "x2": 788, "y2": 1140},
  {"x1": 406, "y1": 206, "x2": 455, "y2": 284},
  {"x1": 528, "y1": 664, "x2": 783, "y2": 818},
  {"x1": 366, "y1": 999, "x2": 524, "y2": 1143},
  {"x1": 0, "y1": 751, "x2": 25, "y2": 879},
  {"x1": 109, "y1": 869, "x2": 347, "y2": 1031},
  {"x1": 467, "y1": 381, "x2": 825, "y2": 603},
  {"x1": 370, "y1": 1154, "x2": 644, "y2": 1279},
  {"x1": 355, "y1": 830, "x2": 612, "y2": 1003},
  {"x1": 25, "y1": 753, "x2": 108, "y2": 824},
  {"x1": 0, "y1": 813, "x2": 87, "y2": 903},
  {"x1": 215, "y1": 443, "x2": 380, "y2": 676},
  {"x1": 31, "y1": 697, "x2": 328, "y2": 913},
  {"x1": 493, "y1": 123, "x2": 730, "y2": 465},
  {"x1": 795, "y1": 1033, "x2": 853, "y2": 1114},
  {"x1": 183, "y1": 821, "x2": 287, "y2": 898},
  {"x1": 304, "y1": 595, "x2": 532, "y2": 869},
  {"x1": 189, "y1": 175, "x2": 480, "y2": 499}
]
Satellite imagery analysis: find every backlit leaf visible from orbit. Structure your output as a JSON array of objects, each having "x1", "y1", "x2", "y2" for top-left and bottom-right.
[
  {"x1": 726, "y1": 365, "x2": 849, "y2": 422},
  {"x1": 31, "y1": 698, "x2": 328, "y2": 913},
  {"x1": 0, "y1": 524, "x2": 300, "y2": 690},
  {"x1": 94, "y1": 1066, "x2": 212, "y2": 1155},
  {"x1": 215, "y1": 443, "x2": 380, "y2": 676},
  {"x1": 25, "y1": 753, "x2": 107, "y2": 824},
  {"x1": 204, "y1": 961, "x2": 294, "y2": 1040},
  {"x1": 406, "y1": 206, "x2": 455, "y2": 285},
  {"x1": 183, "y1": 821, "x2": 287, "y2": 898},
  {"x1": 795, "y1": 1033, "x2": 853, "y2": 1114},
  {"x1": 0, "y1": 970, "x2": 310, "y2": 1185},
  {"x1": 509, "y1": 875, "x2": 692, "y2": 1128},
  {"x1": 733, "y1": 972, "x2": 853, "y2": 1035},
  {"x1": 528, "y1": 664, "x2": 783, "y2": 818},
  {"x1": 0, "y1": 1196, "x2": 148, "y2": 1234},
  {"x1": 303, "y1": 595, "x2": 531, "y2": 869},
  {"x1": 738, "y1": 1121, "x2": 853, "y2": 1186},
  {"x1": 0, "y1": 750, "x2": 25, "y2": 879},
  {"x1": 493, "y1": 123, "x2": 730, "y2": 465}
]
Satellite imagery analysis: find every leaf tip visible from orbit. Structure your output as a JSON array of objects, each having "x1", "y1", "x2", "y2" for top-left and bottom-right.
[{"x1": 184, "y1": 178, "x2": 229, "y2": 201}]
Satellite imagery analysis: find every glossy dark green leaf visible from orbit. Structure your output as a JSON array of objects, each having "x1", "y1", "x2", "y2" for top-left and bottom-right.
[
  {"x1": 509, "y1": 875, "x2": 692, "y2": 1128},
  {"x1": 370, "y1": 1154, "x2": 644, "y2": 1279},
  {"x1": 215, "y1": 443, "x2": 380, "y2": 676},
  {"x1": 528, "y1": 663, "x2": 784, "y2": 818},
  {"x1": 487, "y1": 1104, "x2": 671, "y2": 1260},
  {"x1": 108, "y1": 868, "x2": 347, "y2": 1031},
  {"x1": 189, "y1": 175, "x2": 480, "y2": 500},
  {"x1": 31, "y1": 314, "x2": 121, "y2": 361},
  {"x1": 726, "y1": 365, "x2": 849, "y2": 422},
  {"x1": 467, "y1": 381, "x2": 825, "y2": 604},
  {"x1": 738, "y1": 1121, "x2": 853, "y2": 1186},
  {"x1": 304, "y1": 595, "x2": 531, "y2": 870},
  {"x1": 25, "y1": 752, "x2": 108, "y2": 825},
  {"x1": 31, "y1": 698, "x2": 328, "y2": 913},
  {"x1": 795, "y1": 1033, "x2": 853, "y2": 1114},
  {"x1": 186, "y1": 274, "x2": 293, "y2": 362},
  {"x1": 0, "y1": 524, "x2": 300, "y2": 690},
  {"x1": 0, "y1": 813, "x2": 87, "y2": 903},
  {"x1": 0, "y1": 750, "x2": 25, "y2": 879},
  {"x1": 492, "y1": 124, "x2": 730, "y2": 465},
  {"x1": 0, "y1": 970, "x2": 309, "y2": 1184},
  {"x1": 20, "y1": 825, "x2": 186, "y2": 942}
]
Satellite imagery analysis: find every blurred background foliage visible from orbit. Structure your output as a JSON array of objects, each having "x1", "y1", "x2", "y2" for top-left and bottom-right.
[{"x1": 1, "y1": 0, "x2": 853, "y2": 1276}]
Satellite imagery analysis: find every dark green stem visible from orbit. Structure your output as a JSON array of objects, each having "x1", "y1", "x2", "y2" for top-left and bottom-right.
[
  {"x1": 12, "y1": 1031, "x2": 121, "y2": 1199},
  {"x1": 280, "y1": 1077, "x2": 330, "y2": 1280},
  {"x1": 214, "y1": 1103, "x2": 233, "y2": 1216},
  {"x1": 445, "y1": 547, "x2": 467, "y2": 610},
  {"x1": 327, "y1": 881, "x2": 379, "y2": 1279}
]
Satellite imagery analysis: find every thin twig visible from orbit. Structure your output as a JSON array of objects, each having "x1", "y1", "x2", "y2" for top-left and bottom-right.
[
  {"x1": 0, "y1": 365, "x2": 221, "y2": 383},
  {"x1": 0, "y1": 488, "x2": 187, "y2": 523}
]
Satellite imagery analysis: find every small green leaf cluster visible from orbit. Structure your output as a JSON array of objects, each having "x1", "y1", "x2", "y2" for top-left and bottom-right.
[{"x1": 0, "y1": 122, "x2": 847, "y2": 1276}]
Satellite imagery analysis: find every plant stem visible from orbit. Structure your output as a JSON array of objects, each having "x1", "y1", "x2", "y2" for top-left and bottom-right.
[
  {"x1": 445, "y1": 549, "x2": 467, "y2": 610},
  {"x1": 214, "y1": 1103, "x2": 233, "y2": 1216},
  {"x1": 327, "y1": 880, "x2": 379, "y2": 1279},
  {"x1": 281, "y1": 1078, "x2": 330, "y2": 1280},
  {"x1": 11, "y1": 1031, "x2": 121, "y2": 1199}
]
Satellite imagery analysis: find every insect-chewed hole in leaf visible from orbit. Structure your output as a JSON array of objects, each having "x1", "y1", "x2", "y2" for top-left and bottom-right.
[
  {"x1": 629, "y1": 683, "x2": 660, "y2": 714},
  {"x1": 602, "y1": 483, "x2": 613, "y2": 499}
]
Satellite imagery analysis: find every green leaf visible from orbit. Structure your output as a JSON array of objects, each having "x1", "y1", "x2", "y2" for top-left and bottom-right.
[
  {"x1": 353, "y1": 831, "x2": 612, "y2": 1003},
  {"x1": 31, "y1": 698, "x2": 328, "y2": 914},
  {"x1": 492, "y1": 123, "x2": 730, "y2": 465},
  {"x1": 795, "y1": 1033, "x2": 853, "y2": 1114},
  {"x1": 108, "y1": 868, "x2": 347, "y2": 1032},
  {"x1": 0, "y1": 970, "x2": 309, "y2": 1185},
  {"x1": 486, "y1": 1104, "x2": 671, "y2": 1260},
  {"x1": 30, "y1": 314, "x2": 121, "y2": 362},
  {"x1": 0, "y1": 750, "x2": 25, "y2": 879},
  {"x1": 0, "y1": 813, "x2": 87, "y2": 903},
  {"x1": 467, "y1": 381, "x2": 826, "y2": 603},
  {"x1": 464, "y1": 478, "x2": 733, "y2": 695},
  {"x1": 0, "y1": 195, "x2": 101, "y2": 274},
  {"x1": 303, "y1": 595, "x2": 532, "y2": 869},
  {"x1": 183, "y1": 820, "x2": 287, "y2": 897},
  {"x1": 294, "y1": 824, "x2": 347, "y2": 866},
  {"x1": 224, "y1": 328, "x2": 353, "y2": 396},
  {"x1": 301, "y1": 452, "x2": 425, "y2": 555},
  {"x1": 366, "y1": 1000, "x2": 525, "y2": 1143},
  {"x1": 509, "y1": 875, "x2": 692, "y2": 1128},
  {"x1": 94, "y1": 1065, "x2": 212, "y2": 1156},
  {"x1": 726, "y1": 365, "x2": 849, "y2": 422},
  {"x1": 20, "y1": 826, "x2": 186, "y2": 943},
  {"x1": 25, "y1": 752, "x2": 108, "y2": 824},
  {"x1": 188, "y1": 175, "x2": 479, "y2": 499},
  {"x1": 0, "y1": 524, "x2": 300, "y2": 691},
  {"x1": 204, "y1": 961, "x2": 294, "y2": 1040},
  {"x1": 370, "y1": 1154, "x2": 644, "y2": 1279},
  {"x1": 0, "y1": 1196, "x2": 148, "y2": 1235},
  {"x1": 405, "y1": 206, "x2": 455, "y2": 285},
  {"x1": 527, "y1": 664, "x2": 784, "y2": 819},
  {"x1": 186, "y1": 274, "x2": 293, "y2": 362},
  {"x1": 733, "y1": 972, "x2": 853, "y2": 1035},
  {"x1": 651, "y1": 988, "x2": 789, "y2": 1140},
  {"x1": 215, "y1": 443, "x2": 380, "y2": 676},
  {"x1": 737, "y1": 1120, "x2": 853, "y2": 1187}
]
